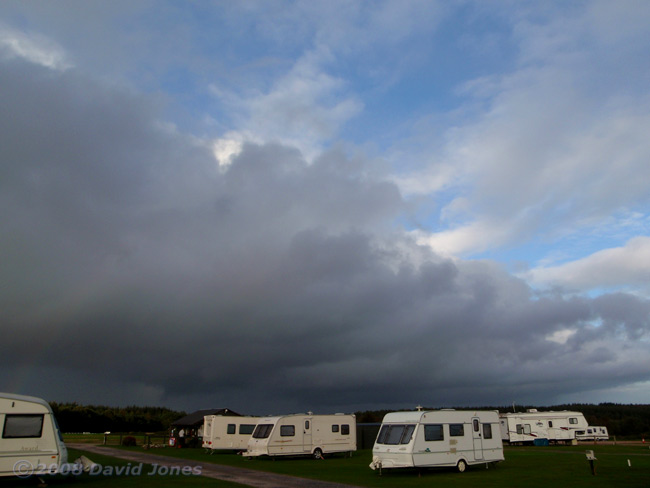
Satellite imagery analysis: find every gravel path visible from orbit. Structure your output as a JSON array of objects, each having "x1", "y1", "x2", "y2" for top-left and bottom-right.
[{"x1": 67, "y1": 443, "x2": 361, "y2": 488}]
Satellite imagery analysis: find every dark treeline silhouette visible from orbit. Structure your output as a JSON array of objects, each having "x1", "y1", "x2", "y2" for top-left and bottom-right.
[
  {"x1": 50, "y1": 401, "x2": 650, "y2": 438},
  {"x1": 50, "y1": 402, "x2": 185, "y2": 433},
  {"x1": 355, "y1": 403, "x2": 650, "y2": 439}
]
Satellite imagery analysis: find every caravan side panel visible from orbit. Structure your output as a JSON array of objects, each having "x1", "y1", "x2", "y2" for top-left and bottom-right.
[
  {"x1": 208, "y1": 417, "x2": 259, "y2": 450},
  {"x1": 269, "y1": 416, "x2": 310, "y2": 456},
  {"x1": 410, "y1": 412, "x2": 503, "y2": 468},
  {"x1": 311, "y1": 415, "x2": 356, "y2": 455}
]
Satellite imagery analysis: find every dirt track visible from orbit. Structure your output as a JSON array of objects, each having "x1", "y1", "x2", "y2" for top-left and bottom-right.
[{"x1": 67, "y1": 444, "x2": 360, "y2": 488}]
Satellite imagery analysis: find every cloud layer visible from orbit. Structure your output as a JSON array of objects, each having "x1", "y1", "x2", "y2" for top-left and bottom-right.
[{"x1": 1, "y1": 53, "x2": 649, "y2": 412}]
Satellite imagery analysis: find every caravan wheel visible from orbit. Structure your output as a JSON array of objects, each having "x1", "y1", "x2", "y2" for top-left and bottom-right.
[
  {"x1": 313, "y1": 448, "x2": 323, "y2": 459},
  {"x1": 457, "y1": 460, "x2": 467, "y2": 473}
]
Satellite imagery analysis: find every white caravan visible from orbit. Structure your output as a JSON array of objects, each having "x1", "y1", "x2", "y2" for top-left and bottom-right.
[
  {"x1": 499, "y1": 410, "x2": 588, "y2": 444},
  {"x1": 1, "y1": 393, "x2": 68, "y2": 478},
  {"x1": 244, "y1": 413, "x2": 356, "y2": 458},
  {"x1": 370, "y1": 409, "x2": 504, "y2": 473},
  {"x1": 202, "y1": 415, "x2": 258, "y2": 451},
  {"x1": 575, "y1": 426, "x2": 609, "y2": 441}
]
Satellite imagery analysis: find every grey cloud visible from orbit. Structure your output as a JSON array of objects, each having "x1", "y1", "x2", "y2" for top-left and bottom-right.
[{"x1": 2, "y1": 57, "x2": 650, "y2": 412}]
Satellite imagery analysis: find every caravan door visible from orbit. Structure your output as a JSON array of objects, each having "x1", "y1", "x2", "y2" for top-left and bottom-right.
[
  {"x1": 472, "y1": 418, "x2": 483, "y2": 460},
  {"x1": 302, "y1": 418, "x2": 312, "y2": 453}
]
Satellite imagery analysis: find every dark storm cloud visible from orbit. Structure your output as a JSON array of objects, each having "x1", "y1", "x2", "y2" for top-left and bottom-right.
[{"x1": 1, "y1": 57, "x2": 649, "y2": 412}]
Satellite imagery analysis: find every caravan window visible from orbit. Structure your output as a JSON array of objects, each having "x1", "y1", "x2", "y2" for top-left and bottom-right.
[
  {"x1": 3, "y1": 415, "x2": 44, "y2": 438},
  {"x1": 385, "y1": 426, "x2": 405, "y2": 444},
  {"x1": 548, "y1": 421, "x2": 553, "y2": 428},
  {"x1": 280, "y1": 425, "x2": 295, "y2": 437},
  {"x1": 252, "y1": 424, "x2": 273, "y2": 439},
  {"x1": 332, "y1": 425, "x2": 339, "y2": 433},
  {"x1": 424, "y1": 424, "x2": 444, "y2": 441},
  {"x1": 341, "y1": 424, "x2": 350, "y2": 435},
  {"x1": 516, "y1": 424, "x2": 532, "y2": 435},
  {"x1": 239, "y1": 424, "x2": 256, "y2": 435},
  {"x1": 377, "y1": 425, "x2": 389, "y2": 444},
  {"x1": 449, "y1": 424, "x2": 464, "y2": 437},
  {"x1": 377, "y1": 424, "x2": 415, "y2": 445},
  {"x1": 483, "y1": 423, "x2": 493, "y2": 439},
  {"x1": 569, "y1": 418, "x2": 578, "y2": 424},
  {"x1": 401, "y1": 425, "x2": 415, "y2": 444},
  {"x1": 227, "y1": 424, "x2": 236, "y2": 434},
  {"x1": 473, "y1": 419, "x2": 480, "y2": 432}
]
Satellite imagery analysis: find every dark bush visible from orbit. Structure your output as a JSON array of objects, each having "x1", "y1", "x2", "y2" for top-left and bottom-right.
[
  {"x1": 122, "y1": 436, "x2": 137, "y2": 447},
  {"x1": 186, "y1": 437, "x2": 201, "y2": 448}
]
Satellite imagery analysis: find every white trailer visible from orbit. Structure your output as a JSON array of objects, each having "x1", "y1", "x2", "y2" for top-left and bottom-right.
[
  {"x1": 202, "y1": 415, "x2": 258, "y2": 451},
  {"x1": 1, "y1": 393, "x2": 68, "y2": 478},
  {"x1": 499, "y1": 409, "x2": 588, "y2": 444},
  {"x1": 244, "y1": 413, "x2": 356, "y2": 458},
  {"x1": 370, "y1": 409, "x2": 504, "y2": 473},
  {"x1": 575, "y1": 426, "x2": 609, "y2": 441}
]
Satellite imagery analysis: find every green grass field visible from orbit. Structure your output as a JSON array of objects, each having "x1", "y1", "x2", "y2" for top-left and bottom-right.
[
  {"x1": 142, "y1": 444, "x2": 650, "y2": 487},
  {"x1": 2, "y1": 444, "x2": 648, "y2": 487},
  {"x1": 0, "y1": 448, "x2": 245, "y2": 488}
]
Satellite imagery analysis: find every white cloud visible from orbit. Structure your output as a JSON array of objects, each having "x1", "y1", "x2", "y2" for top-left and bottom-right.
[
  {"x1": 546, "y1": 328, "x2": 576, "y2": 345},
  {"x1": 0, "y1": 24, "x2": 70, "y2": 70},
  {"x1": 247, "y1": 49, "x2": 363, "y2": 159},
  {"x1": 526, "y1": 236, "x2": 650, "y2": 294},
  {"x1": 212, "y1": 131, "x2": 246, "y2": 168},
  {"x1": 398, "y1": 4, "x2": 650, "y2": 262},
  {"x1": 208, "y1": 46, "x2": 362, "y2": 162},
  {"x1": 412, "y1": 220, "x2": 510, "y2": 258}
]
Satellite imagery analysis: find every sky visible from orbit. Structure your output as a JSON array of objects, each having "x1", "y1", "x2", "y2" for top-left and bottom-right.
[{"x1": 1, "y1": 0, "x2": 649, "y2": 415}]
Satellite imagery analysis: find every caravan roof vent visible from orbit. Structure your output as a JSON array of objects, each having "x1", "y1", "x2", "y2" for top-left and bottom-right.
[{"x1": 527, "y1": 409, "x2": 538, "y2": 413}]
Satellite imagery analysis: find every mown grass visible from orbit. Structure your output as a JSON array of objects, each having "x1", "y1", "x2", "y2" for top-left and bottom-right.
[
  {"x1": 3, "y1": 444, "x2": 648, "y2": 487},
  {"x1": 0, "y1": 448, "x2": 245, "y2": 488},
  {"x1": 117, "y1": 443, "x2": 650, "y2": 487}
]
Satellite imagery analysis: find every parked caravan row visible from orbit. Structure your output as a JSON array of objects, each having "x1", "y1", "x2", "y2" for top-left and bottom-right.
[
  {"x1": 370, "y1": 409, "x2": 504, "y2": 472},
  {"x1": 499, "y1": 409, "x2": 605, "y2": 444},
  {"x1": 1, "y1": 393, "x2": 68, "y2": 478},
  {"x1": 202, "y1": 413, "x2": 357, "y2": 459}
]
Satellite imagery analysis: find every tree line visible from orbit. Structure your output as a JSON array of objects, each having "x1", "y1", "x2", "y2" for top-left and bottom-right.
[
  {"x1": 50, "y1": 401, "x2": 650, "y2": 438},
  {"x1": 355, "y1": 403, "x2": 650, "y2": 439},
  {"x1": 50, "y1": 402, "x2": 185, "y2": 433}
]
